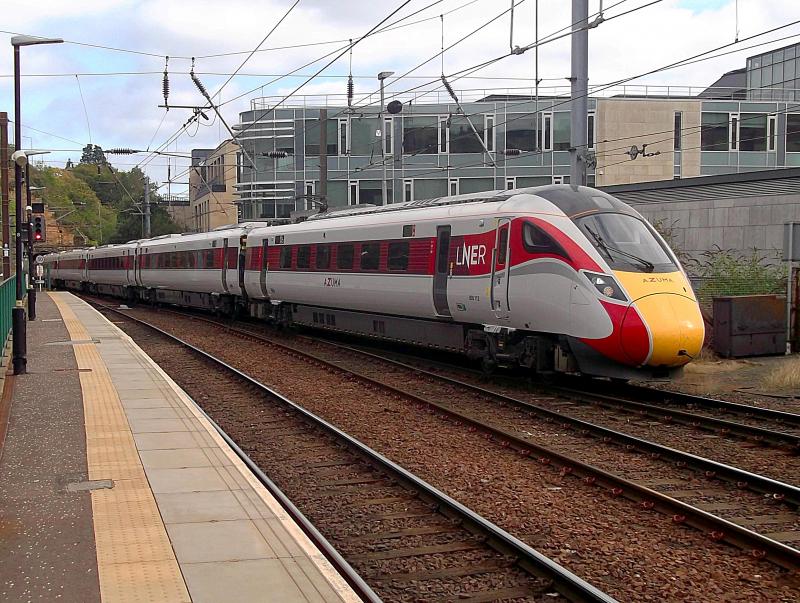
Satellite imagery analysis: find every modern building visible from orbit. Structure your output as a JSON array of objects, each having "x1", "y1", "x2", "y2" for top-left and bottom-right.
[
  {"x1": 183, "y1": 139, "x2": 239, "y2": 232},
  {"x1": 222, "y1": 40, "x2": 800, "y2": 221}
]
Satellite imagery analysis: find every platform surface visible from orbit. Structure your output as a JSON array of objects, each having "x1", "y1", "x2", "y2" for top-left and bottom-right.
[{"x1": 0, "y1": 292, "x2": 358, "y2": 603}]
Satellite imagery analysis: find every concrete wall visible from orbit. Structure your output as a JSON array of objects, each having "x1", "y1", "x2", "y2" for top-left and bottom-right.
[
  {"x1": 188, "y1": 140, "x2": 238, "y2": 232},
  {"x1": 634, "y1": 193, "x2": 800, "y2": 264},
  {"x1": 596, "y1": 98, "x2": 702, "y2": 186}
]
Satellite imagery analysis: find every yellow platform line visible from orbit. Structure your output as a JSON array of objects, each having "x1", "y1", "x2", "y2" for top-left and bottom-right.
[{"x1": 50, "y1": 293, "x2": 191, "y2": 603}]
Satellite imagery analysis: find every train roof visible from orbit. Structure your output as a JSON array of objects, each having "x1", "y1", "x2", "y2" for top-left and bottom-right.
[{"x1": 306, "y1": 185, "x2": 634, "y2": 223}]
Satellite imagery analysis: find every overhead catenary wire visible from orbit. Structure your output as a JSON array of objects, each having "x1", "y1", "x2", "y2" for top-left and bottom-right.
[
  {"x1": 75, "y1": 74, "x2": 92, "y2": 145},
  {"x1": 156, "y1": 0, "x2": 725, "y2": 194}
]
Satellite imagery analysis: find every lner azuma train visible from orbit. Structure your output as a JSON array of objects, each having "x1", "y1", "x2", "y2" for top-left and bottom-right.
[{"x1": 42, "y1": 185, "x2": 705, "y2": 381}]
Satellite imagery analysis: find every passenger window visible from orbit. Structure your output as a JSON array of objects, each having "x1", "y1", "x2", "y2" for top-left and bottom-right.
[
  {"x1": 280, "y1": 246, "x2": 292, "y2": 269},
  {"x1": 523, "y1": 221, "x2": 567, "y2": 257},
  {"x1": 337, "y1": 244, "x2": 354, "y2": 269},
  {"x1": 497, "y1": 226, "x2": 509, "y2": 265},
  {"x1": 296, "y1": 245, "x2": 311, "y2": 269},
  {"x1": 316, "y1": 245, "x2": 331, "y2": 269},
  {"x1": 360, "y1": 243, "x2": 380, "y2": 270},
  {"x1": 387, "y1": 242, "x2": 409, "y2": 271}
]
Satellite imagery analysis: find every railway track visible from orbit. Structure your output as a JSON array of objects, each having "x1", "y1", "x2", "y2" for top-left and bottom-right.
[
  {"x1": 92, "y1": 300, "x2": 614, "y2": 603},
  {"x1": 95, "y1": 300, "x2": 800, "y2": 573}
]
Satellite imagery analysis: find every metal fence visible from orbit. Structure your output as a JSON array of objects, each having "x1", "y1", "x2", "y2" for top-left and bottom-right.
[{"x1": 0, "y1": 275, "x2": 16, "y2": 352}]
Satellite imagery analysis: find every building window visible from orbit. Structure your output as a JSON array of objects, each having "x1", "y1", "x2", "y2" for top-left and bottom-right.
[
  {"x1": 403, "y1": 116, "x2": 438, "y2": 155},
  {"x1": 587, "y1": 112, "x2": 595, "y2": 150},
  {"x1": 730, "y1": 113, "x2": 739, "y2": 150},
  {"x1": 304, "y1": 181, "x2": 315, "y2": 210},
  {"x1": 768, "y1": 115, "x2": 777, "y2": 151},
  {"x1": 348, "y1": 180, "x2": 359, "y2": 205},
  {"x1": 553, "y1": 112, "x2": 570, "y2": 151},
  {"x1": 449, "y1": 178, "x2": 459, "y2": 196},
  {"x1": 439, "y1": 116, "x2": 449, "y2": 153},
  {"x1": 506, "y1": 177, "x2": 516, "y2": 190},
  {"x1": 700, "y1": 112, "x2": 729, "y2": 151},
  {"x1": 542, "y1": 113, "x2": 553, "y2": 151},
  {"x1": 485, "y1": 114, "x2": 495, "y2": 152},
  {"x1": 740, "y1": 113, "x2": 767, "y2": 151},
  {"x1": 674, "y1": 112, "x2": 682, "y2": 151},
  {"x1": 506, "y1": 115, "x2": 538, "y2": 152},
  {"x1": 787, "y1": 114, "x2": 800, "y2": 151},
  {"x1": 360, "y1": 243, "x2": 380, "y2": 270},
  {"x1": 552, "y1": 175, "x2": 569, "y2": 185},
  {"x1": 403, "y1": 179, "x2": 413, "y2": 202},
  {"x1": 338, "y1": 118, "x2": 350, "y2": 155},
  {"x1": 383, "y1": 117, "x2": 393, "y2": 155},
  {"x1": 450, "y1": 115, "x2": 484, "y2": 153}
]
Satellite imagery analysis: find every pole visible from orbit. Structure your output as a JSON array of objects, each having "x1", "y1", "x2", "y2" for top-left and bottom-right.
[
  {"x1": 787, "y1": 222, "x2": 794, "y2": 354},
  {"x1": 0, "y1": 111, "x2": 9, "y2": 280},
  {"x1": 143, "y1": 176, "x2": 151, "y2": 238},
  {"x1": 380, "y1": 81, "x2": 387, "y2": 206},
  {"x1": 25, "y1": 163, "x2": 35, "y2": 321},
  {"x1": 569, "y1": 0, "x2": 589, "y2": 187},
  {"x1": 12, "y1": 43, "x2": 27, "y2": 374},
  {"x1": 319, "y1": 109, "x2": 328, "y2": 205}
]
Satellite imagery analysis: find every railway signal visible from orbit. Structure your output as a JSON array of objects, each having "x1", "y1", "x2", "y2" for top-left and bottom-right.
[{"x1": 32, "y1": 215, "x2": 45, "y2": 242}]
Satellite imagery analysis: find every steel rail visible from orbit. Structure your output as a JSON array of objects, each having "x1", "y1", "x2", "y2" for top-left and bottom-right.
[
  {"x1": 602, "y1": 382, "x2": 800, "y2": 428},
  {"x1": 93, "y1": 300, "x2": 616, "y2": 603},
  {"x1": 106, "y1": 302, "x2": 800, "y2": 571},
  {"x1": 551, "y1": 385, "x2": 800, "y2": 450}
]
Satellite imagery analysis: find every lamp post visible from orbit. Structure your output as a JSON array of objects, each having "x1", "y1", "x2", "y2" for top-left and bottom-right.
[
  {"x1": 378, "y1": 71, "x2": 394, "y2": 206},
  {"x1": 11, "y1": 34, "x2": 63, "y2": 375}
]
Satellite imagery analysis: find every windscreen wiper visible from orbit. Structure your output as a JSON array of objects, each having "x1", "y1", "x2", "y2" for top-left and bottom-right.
[{"x1": 585, "y1": 226, "x2": 655, "y2": 273}]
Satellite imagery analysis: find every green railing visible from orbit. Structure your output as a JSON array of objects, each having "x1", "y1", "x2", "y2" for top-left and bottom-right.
[{"x1": 0, "y1": 275, "x2": 16, "y2": 352}]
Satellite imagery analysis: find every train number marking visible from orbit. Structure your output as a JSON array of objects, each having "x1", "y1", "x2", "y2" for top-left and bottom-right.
[
  {"x1": 455, "y1": 244, "x2": 487, "y2": 267},
  {"x1": 323, "y1": 277, "x2": 341, "y2": 287}
]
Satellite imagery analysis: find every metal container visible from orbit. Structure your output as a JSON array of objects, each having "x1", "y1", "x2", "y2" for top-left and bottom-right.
[{"x1": 712, "y1": 295, "x2": 785, "y2": 358}]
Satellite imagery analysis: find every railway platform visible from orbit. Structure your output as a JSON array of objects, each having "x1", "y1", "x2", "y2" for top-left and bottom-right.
[{"x1": 0, "y1": 292, "x2": 359, "y2": 603}]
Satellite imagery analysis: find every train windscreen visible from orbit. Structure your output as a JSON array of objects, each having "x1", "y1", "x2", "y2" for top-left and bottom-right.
[{"x1": 577, "y1": 213, "x2": 676, "y2": 273}]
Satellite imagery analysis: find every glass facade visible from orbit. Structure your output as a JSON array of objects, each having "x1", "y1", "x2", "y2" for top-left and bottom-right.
[
  {"x1": 747, "y1": 42, "x2": 800, "y2": 100},
  {"x1": 234, "y1": 98, "x2": 592, "y2": 219}
]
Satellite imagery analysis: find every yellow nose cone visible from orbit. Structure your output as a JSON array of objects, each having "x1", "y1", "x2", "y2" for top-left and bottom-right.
[{"x1": 634, "y1": 293, "x2": 705, "y2": 366}]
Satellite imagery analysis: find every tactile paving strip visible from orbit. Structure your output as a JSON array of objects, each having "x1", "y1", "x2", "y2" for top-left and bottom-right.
[{"x1": 51, "y1": 293, "x2": 191, "y2": 603}]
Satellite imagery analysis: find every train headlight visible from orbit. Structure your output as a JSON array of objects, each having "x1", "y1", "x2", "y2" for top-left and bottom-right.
[{"x1": 584, "y1": 271, "x2": 628, "y2": 302}]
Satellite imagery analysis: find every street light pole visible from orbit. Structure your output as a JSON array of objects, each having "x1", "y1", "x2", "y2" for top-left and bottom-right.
[
  {"x1": 11, "y1": 34, "x2": 63, "y2": 374},
  {"x1": 378, "y1": 71, "x2": 394, "y2": 206}
]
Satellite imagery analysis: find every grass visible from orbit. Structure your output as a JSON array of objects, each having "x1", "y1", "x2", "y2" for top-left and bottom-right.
[{"x1": 762, "y1": 358, "x2": 800, "y2": 391}]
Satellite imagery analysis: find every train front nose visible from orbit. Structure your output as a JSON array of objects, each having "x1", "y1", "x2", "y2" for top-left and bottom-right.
[{"x1": 623, "y1": 293, "x2": 704, "y2": 367}]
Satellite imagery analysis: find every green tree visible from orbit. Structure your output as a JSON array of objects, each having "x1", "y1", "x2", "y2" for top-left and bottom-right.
[{"x1": 79, "y1": 144, "x2": 106, "y2": 165}]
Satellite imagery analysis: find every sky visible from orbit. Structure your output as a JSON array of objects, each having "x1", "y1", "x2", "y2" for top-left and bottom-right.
[{"x1": 0, "y1": 0, "x2": 798, "y2": 197}]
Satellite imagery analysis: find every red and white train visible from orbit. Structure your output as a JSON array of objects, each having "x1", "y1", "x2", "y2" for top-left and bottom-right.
[{"x1": 42, "y1": 185, "x2": 704, "y2": 380}]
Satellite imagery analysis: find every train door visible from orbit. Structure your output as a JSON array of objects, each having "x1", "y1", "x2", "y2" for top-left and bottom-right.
[
  {"x1": 125, "y1": 250, "x2": 132, "y2": 285},
  {"x1": 221, "y1": 238, "x2": 230, "y2": 293},
  {"x1": 490, "y1": 218, "x2": 511, "y2": 319},
  {"x1": 433, "y1": 225, "x2": 452, "y2": 317},
  {"x1": 238, "y1": 234, "x2": 246, "y2": 295},
  {"x1": 259, "y1": 239, "x2": 269, "y2": 297}
]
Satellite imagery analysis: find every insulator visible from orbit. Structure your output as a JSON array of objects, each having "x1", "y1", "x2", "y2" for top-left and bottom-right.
[
  {"x1": 192, "y1": 73, "x2": 209, "y2": 99},
  {"x1": 163, "y1": 56, "x2": 170, "y2": 109},
  {"x1": 347, "y1": 75, "x2": 354, "y2": 107},
  {"x1": 503, "y1": 148, "x2": 522, "y2": 156},
  {"x1": 106, "y1": 148, "x2": 138, "y2": 155},
  {"x1": 266, "y1": 151, "x2": 289, "y2": 158},
  {"x1": 441, "y1": 75, "x2": 457, "y2": 102}
]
